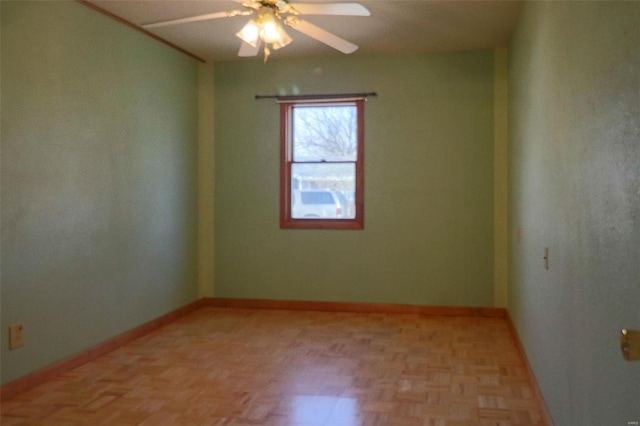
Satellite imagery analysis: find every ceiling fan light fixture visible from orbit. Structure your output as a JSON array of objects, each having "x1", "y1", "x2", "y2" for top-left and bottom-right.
[
  {"x1": 269, "y1": 23, "x2": 292, "y2": 50},
  {"x1": 236, "y1": 19, "x2": 260, "y2": 48},
  {"x1": 258, "y1": 10, "x2": 292, "y2": 49},
  {"x1": 236, "y1": 9, "x2": 292, "y2": 58},
  {"x1": 259, "y1": 11, "x2": 280, "y2": 42}
]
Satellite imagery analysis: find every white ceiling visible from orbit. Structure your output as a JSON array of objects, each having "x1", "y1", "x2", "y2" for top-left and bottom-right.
[{"x1": 88, "y1": 0, "x2": 523, "y2": 62}]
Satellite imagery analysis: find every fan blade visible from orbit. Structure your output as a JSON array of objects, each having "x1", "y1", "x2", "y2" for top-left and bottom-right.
[
  {"x1": 288, "y1": 19, "x2": 358, "y2": 54},
  {"x1": 238, "y1": 40, "x2": 261, "y2": 57},
  {"x1": 142, "y1": 11, "x2": 231, "y2": 29},
  {"x1": 292, "y1": 3, "x2": 370, "y2": 16}
]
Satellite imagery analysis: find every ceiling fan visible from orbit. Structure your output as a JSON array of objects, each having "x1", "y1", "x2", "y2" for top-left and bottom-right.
[{"x1": 142, "y1": 0, "x2": 371, "y2": 61}]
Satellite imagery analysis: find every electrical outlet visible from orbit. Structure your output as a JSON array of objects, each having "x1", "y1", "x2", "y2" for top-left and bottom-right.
[{"x1": 9, "y1": 323, "x2": 25, "y2": 350}]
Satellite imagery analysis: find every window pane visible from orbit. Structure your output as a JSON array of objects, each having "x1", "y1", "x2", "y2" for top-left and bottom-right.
[
  {"x1": 280, "y1": 98, "x2": 364, "y2": 230},
  {"x1": 293, "y1": 105, "x2": 357, "y2": 162},
  {"x1": 291, "y1": 163, "x2": 356, "y2": 219}
]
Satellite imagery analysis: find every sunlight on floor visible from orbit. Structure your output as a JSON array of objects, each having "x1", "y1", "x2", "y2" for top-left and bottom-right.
[{"x1": 292, "y1": 395, "x2": 358, "y2": 425}]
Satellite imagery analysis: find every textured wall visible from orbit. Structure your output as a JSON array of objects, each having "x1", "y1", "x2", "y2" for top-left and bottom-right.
[
  {"x1": 1, "y1": 1, "x2": 199, "y2": 384},
  {"x1": 509, "y1": 2, "x2": 640, "y2": 424},
  {"x1": 214, "y1": 51, "x2": 495, "y2": 306}
]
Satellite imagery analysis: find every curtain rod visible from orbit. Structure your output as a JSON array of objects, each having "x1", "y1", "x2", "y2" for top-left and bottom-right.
[{"x1": 255, "y1": 92, "x2": 377, "y2": 101}]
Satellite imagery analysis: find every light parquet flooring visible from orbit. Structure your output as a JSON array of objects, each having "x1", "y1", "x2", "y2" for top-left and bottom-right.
[{"x1": 1, "y1": 308, "x2": 545, "y2": 426}]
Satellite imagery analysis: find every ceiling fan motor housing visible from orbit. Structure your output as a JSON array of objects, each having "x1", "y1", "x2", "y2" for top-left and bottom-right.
[{"x1": 245, "y1": 0, "x2": 297, "y2": 17}]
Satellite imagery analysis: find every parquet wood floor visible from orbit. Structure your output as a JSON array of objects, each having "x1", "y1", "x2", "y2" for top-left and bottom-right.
[{"x1": 1, "y1": 308, "x2": 545, "y2": 425}]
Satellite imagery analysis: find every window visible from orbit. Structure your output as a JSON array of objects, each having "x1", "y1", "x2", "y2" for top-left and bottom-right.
[{"x1": 280, "y1": 96, "x2": 364, "y2": 229}]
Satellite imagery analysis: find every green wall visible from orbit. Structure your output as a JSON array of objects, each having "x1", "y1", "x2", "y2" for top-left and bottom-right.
[
  {"x1": 508, "y1": 1, "x2": 640, "y2": 424},
  {"x1": 214, "y1": 52, "x2": 495, "y2": 306},
  {"x1": 1, "y1": 1, "x2": 199, "y2": 385}
]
